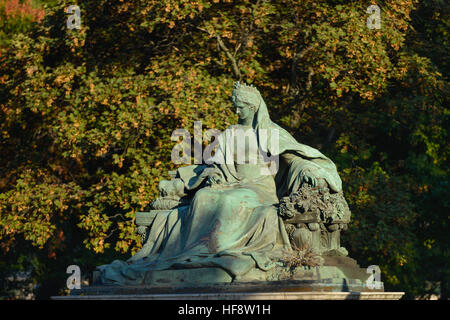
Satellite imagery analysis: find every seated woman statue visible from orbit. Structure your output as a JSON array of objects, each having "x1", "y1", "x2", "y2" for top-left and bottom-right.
[{"x1": 97, "y1": 82, "x2": 343, "y2": 285}]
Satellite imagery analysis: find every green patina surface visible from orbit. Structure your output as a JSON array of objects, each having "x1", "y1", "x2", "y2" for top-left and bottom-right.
[{"x1": 96, "y1": 83, "x2": 358, "y2": 287}]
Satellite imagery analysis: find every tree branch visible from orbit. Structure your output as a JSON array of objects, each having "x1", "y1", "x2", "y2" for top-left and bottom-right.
[
  {"x1": 289, "y1": 45, "x2": 314, "y2": 93},
  {"x1": 197, "y1": 27, "x2": 242, "y2": 80},
  {"x1": 215, "y1": 35, "x2": 242, "y2": 80}
]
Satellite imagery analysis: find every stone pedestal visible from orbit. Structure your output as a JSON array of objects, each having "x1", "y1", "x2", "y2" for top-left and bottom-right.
[
  {"x1": 50, "y1": 255, "x2": 406, "y2": 300},
  {"x1": 53, "y1": 256, "x2": 403, "y2": 300},
  {"x1": 91, "y1": 256, "x2": 377, "y2": 287},
  {"x1": 52, "y1": 291, "x2": 404, "y2": 300},
  {"x1": 53, "y1": 278, "x2": 403, "y2": 299}
]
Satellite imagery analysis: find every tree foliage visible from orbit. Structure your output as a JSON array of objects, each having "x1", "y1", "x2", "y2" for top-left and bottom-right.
[
  {"x1": 0, "y1": 0, "x2": 45, "y2": 47},
  {"x1": 0, "y1": 0, "x2": 448, "y2": 299}
]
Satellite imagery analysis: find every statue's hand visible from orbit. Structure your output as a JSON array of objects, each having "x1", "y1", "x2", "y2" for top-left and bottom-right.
[
  {"x1": 158, "y1": 179, "x2": 185, "y2": 197},
  {"x1": 206, "y1": 174, "x2": 223, "y2": 186},
  {"x1": 201, "y1": 167, "x2": 224, "y2": 186},
  {"x1": 302, "y1": 170, "x2": 317, "y2": 187}
]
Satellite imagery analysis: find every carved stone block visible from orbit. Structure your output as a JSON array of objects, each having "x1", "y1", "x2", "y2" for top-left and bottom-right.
[{"x1": 279, "y1": 184, "x2": 351, "y2": 256}]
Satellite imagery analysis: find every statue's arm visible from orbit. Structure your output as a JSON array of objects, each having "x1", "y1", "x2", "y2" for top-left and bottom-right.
[
  {"x1": 184, "y1": 166, "x2": 224, "y2": 190},
  {"x1": 281, "y1": 152, "x2": 328, "y2": 193}
]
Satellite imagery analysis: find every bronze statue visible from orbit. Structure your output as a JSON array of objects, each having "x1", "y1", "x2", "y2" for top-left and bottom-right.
[{"x1": 96, "y1": 82, "x2": 354, "y2": 286}]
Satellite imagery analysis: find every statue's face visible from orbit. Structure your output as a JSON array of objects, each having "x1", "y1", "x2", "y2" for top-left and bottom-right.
[{"x1": 233, "y1": 99, "x2": 254, "y2": 122}]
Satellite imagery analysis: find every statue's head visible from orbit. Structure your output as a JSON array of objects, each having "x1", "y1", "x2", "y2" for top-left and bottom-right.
[{"x1": 231, "y1": 81, "x2": 261, "y2": 123}]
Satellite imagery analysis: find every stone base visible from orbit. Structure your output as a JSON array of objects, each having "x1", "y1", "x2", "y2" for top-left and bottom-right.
[
  {"x1": 92, "y1": 256, "x2": 377, "y2": 288},
  {"x1": 63, "y1": 275, "x2": 389, "y2": 300},
  {"x1": 53, "y1": 291, "x2": 404, "y2": 300},
  {"x1": 59, "y1": 256, "x2": 400, "y2": 300}
]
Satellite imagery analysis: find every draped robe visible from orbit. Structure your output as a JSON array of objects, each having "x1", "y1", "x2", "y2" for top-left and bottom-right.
[{"x1": 97, "y1": 97, "x2": 342, "y2": 285}]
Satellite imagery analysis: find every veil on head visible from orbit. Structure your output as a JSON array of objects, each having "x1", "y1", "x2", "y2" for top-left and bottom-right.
[
  {"x1": 232, "y1": 81, "x2": 273, "y2": 151},
  {"x1": 233, "y1": 81, "x2": 342, "y2": 192}
]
